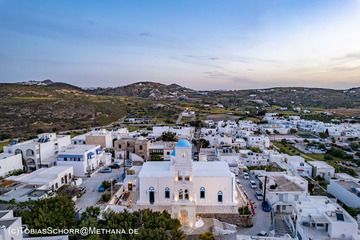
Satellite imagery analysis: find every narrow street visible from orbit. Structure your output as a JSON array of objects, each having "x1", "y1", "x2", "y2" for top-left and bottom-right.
[
  {"x1": 236, "y1": 173, "x2": 271, "y2": 236},
  {"x1": 75, "y1": 168, "x2": 123, "y2": 213}
]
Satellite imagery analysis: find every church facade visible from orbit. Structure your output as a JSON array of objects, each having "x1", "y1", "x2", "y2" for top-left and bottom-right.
[{"x1": 137, "y1": 139, "x2": 240, "y2": 227}]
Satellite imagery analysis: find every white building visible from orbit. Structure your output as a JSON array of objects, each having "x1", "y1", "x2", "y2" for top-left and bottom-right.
[
  {"x1": 246, "y1": 135, "x2": 270, "y2": 149},
  {"x1": 56, "y1": 145, "x2": 111, "y2": 177},
  {"x1": 7, "y1": 166, "x2": 73, "y2": 192},
  {"x1": 198, "y1": 148, "x2": 217, "y2": 162},
  {"x1": 152, "y1": 126, "x2": 194, "y2": 139},
  {"x1": 259, "y1": 172, "x2": 308, "y2": 214},
  {"x1": 71, "y1": 129, "x2": 113, "y2": 148},
  {"x1": 0, "y1": 210, "x2": 23, "y2": 240},
  {"x1": 216, "y1": 147, "x2": 240, "y2": 175},
  {"x1": 327, "y1": 178, "x2": 360, "y2": 208},
  {"x1": 286, "y1": 156, "x2": 313, "y2": 177},
  {"x1": 0, "y1": 210, "x2": 69, "y2": 240},
  {"x1": 0, "y1": 153, "x2": 23, "y2": 177},
  {"x1": 149, "y1": 141, "x2": 176, "y2": 161},
  {"x1": 238, "y1": 150, "x2": 268, "y2": 167},
  {"x1": 309, "y1": 161, "x2": 335, "y2": 180},
  {"x1": 3, "y1": 133, "x2": 71, "y2": 170},
  {"x1": 137, "y1": 139, "x2": 240, "y2": 227},
  {"x1": 294, "y1": 196, "x2": 360, "y2": 240}
]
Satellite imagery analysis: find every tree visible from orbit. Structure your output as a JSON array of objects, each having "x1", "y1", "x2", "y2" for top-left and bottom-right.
[
  {"x1": 319, "y1": 129, "x2": 329, "y2": 139},
  {"x1": 289, "y1": 128, "x2": 297, "y2": 134},
  {"x1": 101, "y1": 193, "x2": 111, "y2": 202},
  {"x1": 17, "y1": 195, "x2": 76, "y2": 232},
  {"x1": 159, "y1": 132, "x2": 177, "y2": 141},
  {"x1": 250, "y1": 146, "x2": 262, "y2": 153},
  {"x1": 198, "y1": 139, "x2": 210, "y2": 148},
  {"x1": 199, "y1": 232, "x2": 215, "y2": 240}
]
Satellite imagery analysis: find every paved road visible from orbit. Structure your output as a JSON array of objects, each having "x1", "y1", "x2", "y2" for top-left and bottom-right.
[
  {"x1": 76, "y1": 168, "x2": 123, "y2": 213},
  {"x1": 176, "y1": 112, "x2": 183, "y2": 125},
  {"x1": 236, "y1": 173, "x2": 271, "y2": 236}
]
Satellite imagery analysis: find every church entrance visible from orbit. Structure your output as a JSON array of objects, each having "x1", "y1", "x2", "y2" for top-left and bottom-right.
[{"x1": 179, "y1": 209, "x2": 189, "y2": 226}]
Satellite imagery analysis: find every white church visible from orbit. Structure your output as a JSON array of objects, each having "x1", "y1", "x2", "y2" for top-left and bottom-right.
[{"x1": 137, "y1": 139, "x2": 241, "y2": 227}]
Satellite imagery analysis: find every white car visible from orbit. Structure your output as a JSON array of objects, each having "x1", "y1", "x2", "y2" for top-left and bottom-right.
[
  {"x1": 243, "y1": 172, "x2": 249, "y2": 179},
  {"x1": 250, "y1": 180, "x2": 257, "y2": 189},
  {"x1": 236, "y1": 179, "x2": 241, "y2": 184},
  {"x1": 255, "y1": 191, "x2": 263, "y2": 200}
]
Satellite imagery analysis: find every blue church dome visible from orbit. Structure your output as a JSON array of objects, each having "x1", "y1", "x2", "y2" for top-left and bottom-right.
[
  {"x1": 170, "y1": 150, "x2": 176, "y2": 157},
  {"x1": 175, "y1": 139, "x2": 192, "y2": 148}
]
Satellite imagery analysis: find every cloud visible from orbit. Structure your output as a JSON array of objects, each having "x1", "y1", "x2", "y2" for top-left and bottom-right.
[
  {"x1": 203, "y1": 71, "x2": 227, "y2": 78},
  {"x1": 139, "y1": 32, "x2": 151, "y2": 37}
]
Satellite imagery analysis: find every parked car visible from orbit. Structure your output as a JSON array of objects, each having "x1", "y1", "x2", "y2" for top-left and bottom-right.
[
  {"x1": 257, "y1": 231, "x2": 268, "y2": 237},
  {"x1": 100, "y1": 167, "x2": 112, "y2": 173},
  {"x1": 109, "y1": 163, "x2": 121, "y2": 169},
  {"x1": 250, "y1": 180, "x2": 257, "y2": 189},
  {"x1": 243, "y1": 172, "x2": 249, "y2": 180},
  {"x1": 262, "y1": 200, "x2": 271, "y2": 212},
  {"x1": 98, "y1": 185, "x2": 105, "y2": 192},
  {"x1": 236, "y1": 179, "x2": 241, "y2": 184},
  {"x1": 255, "y1": 191, "x2": 263, "y2": 200}
]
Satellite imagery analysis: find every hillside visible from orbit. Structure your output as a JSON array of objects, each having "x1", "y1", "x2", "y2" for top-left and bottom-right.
[
  {"x1": 87, "y1": 81, "x2": 197, "y2": 99},
  {"x1": 0, "y1": 81, "x2": 359, "y2": 139},
  {"x1": 88, "y1": 82, "x2": 360, "y2": 108}
]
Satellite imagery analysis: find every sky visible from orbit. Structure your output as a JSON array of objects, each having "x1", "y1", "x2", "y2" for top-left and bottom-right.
[{"x1": 0, "y1": 0, "x2": 360, "y2": 90}]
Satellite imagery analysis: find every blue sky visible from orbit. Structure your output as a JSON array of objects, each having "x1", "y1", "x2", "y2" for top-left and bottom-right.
[{"x1": 0, "y1": 0, "x2": 359, "y2": 90}]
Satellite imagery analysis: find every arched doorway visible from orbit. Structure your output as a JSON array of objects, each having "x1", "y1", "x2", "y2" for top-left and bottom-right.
[{"x1": 179, "y1": 209, "x2": 189, "y2": 226}]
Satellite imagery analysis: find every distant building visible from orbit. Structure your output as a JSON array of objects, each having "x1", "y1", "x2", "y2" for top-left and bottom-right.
[
  {"x1": 152, "y1": 126, "x2": 194, "y2": 139},
  {"x1": 149, "y1": 141, "x2": 176, "y2": 161},
  {"x1": 71, "y1": 128, "x2": 114, "y2": 148},
  {"x1": 246, "y1": 135, "x2": 270, "y2": 149},
  {"x1": 309, "y1": 161, "x2": 335, "y2": 180},
  {"x1": 3, "y1": 133, "x2": 71, "y2": 170},
  {"x1": 85, "y1": 129, "x2": 113, "y2": 148},
  {"x1": 114, "y1": 138, "x2": 150, "y2": 161}
]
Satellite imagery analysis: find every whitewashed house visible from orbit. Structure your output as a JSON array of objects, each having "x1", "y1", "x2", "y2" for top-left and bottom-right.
[
  {"x1": 0, "y1": 153, "x2": 23, "y2": 177},
  {"x1": 3, "y1": 133, "x2": 71, "y2": 170},
  {"x1": 238, "y1": 150, "x2": 268, "y2": 167},
  {"x1": 294, "y1": 196, "x2": 360, "y2": 240},
  {"x1": 56, "y1": 144, "x2": 111, "y2": 177},
  {"x1": 152, "y1": 126, "x2": 194, "y2": 139},
  {"x1": 137, "y1": 139, "x2": 240, "y2": 228},
  {"x1": 309, "y1": 161, "x2": 335, "y2": 180},
  {"x1": 259, "y1": 172, "x2": 308, "y2": 214},
  {"x1": 216, "y1": 147, "x2": 239, "y2": 175},
  {"x1": 286, "y1": 156, "x2": 313, "y2": 177},
  {"x1": 246, "y1": 135, "x2": 270, "y2": 149},
  {"x1": 7, "y1": 166, "x2": 73, "y2": 192}
]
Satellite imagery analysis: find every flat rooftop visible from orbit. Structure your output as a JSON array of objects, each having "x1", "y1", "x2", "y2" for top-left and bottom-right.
[
  {"x1": 309, "y1": 160, "x2": 334, "y2": 169},
  {"x1": 296, "y1": 196, "x2": 356, "y2": 224},
  {"x1": 138, "y1": 161, "x2": 232, "y2": 178},
  {"x1": 336, "y1": 179, "x2": 360, "y2": 193},
  {"x1": 59, "y1": 144, "x2": 98, "y2": 154},
  {"x1": 268, "y1": 175, "x2": 304, "y2": 192},
  {"x1": 1, "y1": 187, "x2": 48, "y2": 198},
  {"x1": 7, "y1": 166, "x2": 72, "y2": 184}
]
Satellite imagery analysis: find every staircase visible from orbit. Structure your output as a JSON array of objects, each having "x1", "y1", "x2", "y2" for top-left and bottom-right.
[{"x1": 274, "y1": 214, "x2": 293, "y2": 237}]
